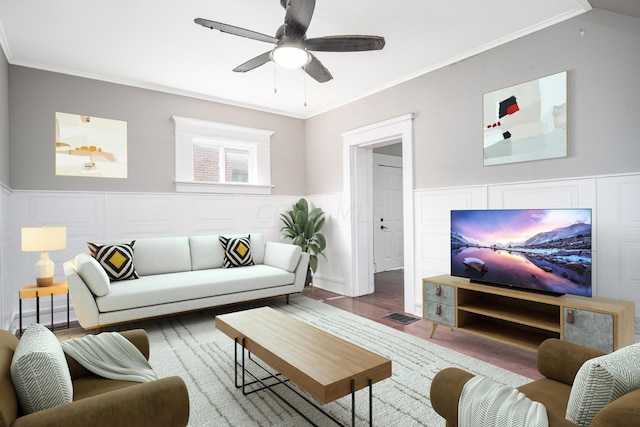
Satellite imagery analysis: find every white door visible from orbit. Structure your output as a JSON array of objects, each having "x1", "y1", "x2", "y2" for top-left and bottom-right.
[{"x1": 373, "y1": 153, "x2": 404, "y2": 272}]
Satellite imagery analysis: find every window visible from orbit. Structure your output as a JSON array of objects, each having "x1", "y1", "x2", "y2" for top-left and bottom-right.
[
  {"x1": 192, "y1": 140, "x2": 249, "y2": 184},
  {"x1": 173, "y1": 116, "x2": 273, "y2": 194}
]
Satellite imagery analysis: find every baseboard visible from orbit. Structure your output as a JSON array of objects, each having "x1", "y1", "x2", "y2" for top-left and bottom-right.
[{"x1": 310, "y1": 274, "x2": 346, "y2": 295}]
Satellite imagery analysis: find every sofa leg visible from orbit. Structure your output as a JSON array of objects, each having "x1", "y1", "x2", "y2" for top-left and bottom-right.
[{"x1": 286, "y1": 294, "x2": 290, "y2": 304}]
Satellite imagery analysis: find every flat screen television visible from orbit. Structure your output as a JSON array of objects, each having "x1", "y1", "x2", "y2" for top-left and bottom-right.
[{"x1": 450, "y1": 208, "x2": 592, "y2": 297}]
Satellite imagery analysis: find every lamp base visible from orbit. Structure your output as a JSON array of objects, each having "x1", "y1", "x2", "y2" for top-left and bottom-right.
[{"x1": 36, "y1": 277, "x2": 53, "y2": 287}]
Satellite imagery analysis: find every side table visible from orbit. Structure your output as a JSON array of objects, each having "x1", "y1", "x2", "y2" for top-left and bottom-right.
[{"x1": 19, "y1": 281, "x2": 70, "y2": 334}]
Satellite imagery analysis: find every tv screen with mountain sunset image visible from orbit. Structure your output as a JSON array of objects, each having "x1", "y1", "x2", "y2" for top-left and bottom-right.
[{"x1": 451, "y1": 209, "x2": 592, "y2": 297}]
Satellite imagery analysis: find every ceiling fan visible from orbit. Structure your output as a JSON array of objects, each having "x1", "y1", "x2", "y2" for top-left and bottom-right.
[{"x1": 194, "y1": 0, "x2": 385, "y2": 83}]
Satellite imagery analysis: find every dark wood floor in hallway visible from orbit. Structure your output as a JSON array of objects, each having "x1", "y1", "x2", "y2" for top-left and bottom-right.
[{"x1": 301, "y1": 269, "x2": 542, "y2": 380}]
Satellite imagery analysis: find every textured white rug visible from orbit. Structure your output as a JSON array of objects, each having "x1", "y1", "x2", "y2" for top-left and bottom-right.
[{"x1": 118, "y1": 295, "x2": 531, "y2": 426}]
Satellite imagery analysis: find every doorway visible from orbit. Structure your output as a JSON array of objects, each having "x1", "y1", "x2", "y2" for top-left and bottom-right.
[
  {"x1": 372, "y1": 148, "x2": 404, "y2": 274},
  {"x1": 341, "y1": 114, "x2": 415, "y2": 314}
]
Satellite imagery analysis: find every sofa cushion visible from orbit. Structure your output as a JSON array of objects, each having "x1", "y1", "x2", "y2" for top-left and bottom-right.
[
  {"x1": 10, "y1": 324, "x2": 73, "y2": 414},
  {"x1": 189, "y1": 235, "x2": 225, "y2": 270},
  {"x1": 220, "y1": 235, "x2": 254, "y2": 268},
  {"x1": 75, "y1": 253, "x2": 111, "y2": 296},
  {"x1": 132, "y1": 237, "x2": 192, "y2": 276},
  {"x1": 88, "y1": 241, "x2": 139, "y2": 281},
  {"x1": 264, "y1": 242, "x2": 302, "y2": 272},
  {"x1": 565, "y1": 342, "x2": 640, "y2": 427},
  {"x1": 95, "y1": 265, "x2": 295, "y2": 312}
]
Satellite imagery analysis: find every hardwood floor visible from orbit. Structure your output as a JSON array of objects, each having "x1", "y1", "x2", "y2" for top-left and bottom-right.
[{"x1": 302, "y1": 269, "x2": 542, "y2": 380}]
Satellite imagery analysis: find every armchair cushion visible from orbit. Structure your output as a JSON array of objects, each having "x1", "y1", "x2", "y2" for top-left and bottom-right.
[
  {"x1": 565, "y1": 342, "x2": 640, "y2": 427},
  {"x1": 10, "y1": 324, "x2": 73, "y2": 414}
]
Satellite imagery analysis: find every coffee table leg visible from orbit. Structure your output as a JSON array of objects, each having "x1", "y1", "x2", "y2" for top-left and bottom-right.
[
  {"x1": 233, "y1": 337, "x2": 245, "y2": 389},
  {"x1": 351, "y1": 380, "x2": 356, "y2": 426},
  {"x1": 369, "y1": 379, "x2": 373, "y2": 427},
  {"x1": 350, "y1": 378, "x2": 373, "y2": 426},
  {"x1": 241, "y1": 337, "x2": 246, "y2": 394}
]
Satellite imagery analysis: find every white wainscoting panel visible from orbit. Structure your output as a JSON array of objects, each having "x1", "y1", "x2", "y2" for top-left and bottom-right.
[
  {"x1": 1, "y1": 186, "x2": 12, "y2": 330},
  {"x1": 596, "y1": 175, "x2": 640, "y2": 316},
  {"x1": 306, "y1": 193, "x2": 350, "y2": 296},
  {"x1": 107, "y1": 193, "x2": 185, "y2": 238},
  {"x1": 488, "y1": 178, "x2": 594, "y2": 209},
  {"x1": 7, "y1": 176, "x2": 638, "y2": 333}
]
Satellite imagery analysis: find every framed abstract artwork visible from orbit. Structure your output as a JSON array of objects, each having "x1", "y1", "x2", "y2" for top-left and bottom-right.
[
  {"x1": 55, "y1": 112, "x2": 128, "y2": 178},
  {"x1": 483, "y1": 71, "x2": 567, "y2": 166}
]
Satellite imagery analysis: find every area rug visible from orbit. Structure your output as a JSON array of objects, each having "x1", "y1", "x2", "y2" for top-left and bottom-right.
[{"x1": 104, "y1": 295, "x2": 531, "y2": 426}]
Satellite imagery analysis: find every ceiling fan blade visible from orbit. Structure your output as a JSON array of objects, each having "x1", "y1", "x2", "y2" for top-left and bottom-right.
[
  {"x1": 233, "y1": 51, "x2": 273, "y2": 73},
  {"x1": 194, "y1": 18, "x2": 278, "y2": 44},
  {"x1": 304, "y1": 35, "x2": 385, "y2": 52},
  {"x1": 283, "y1": 0, "x2": 316, "y2": 37},
  {"x1": 303, "y1": 53, "x2": 332, "y2": 83}
]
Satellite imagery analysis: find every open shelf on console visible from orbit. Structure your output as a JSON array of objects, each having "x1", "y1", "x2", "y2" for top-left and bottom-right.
[
  {"x1": 458, "y1": 289, "x2": 561, "y2": 333},
  {"x1": 457, "y1": 312, "x2": 560, "y2": 351}
]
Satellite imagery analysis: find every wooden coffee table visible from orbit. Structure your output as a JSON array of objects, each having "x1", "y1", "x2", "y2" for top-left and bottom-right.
[{"x1": 215, "y1": 306, "x2": 392, "y2": 426}]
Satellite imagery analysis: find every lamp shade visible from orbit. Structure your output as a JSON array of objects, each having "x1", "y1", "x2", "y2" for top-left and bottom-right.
[{"x1": 21, "y1": 226, "x2": 67, "y2": 252}]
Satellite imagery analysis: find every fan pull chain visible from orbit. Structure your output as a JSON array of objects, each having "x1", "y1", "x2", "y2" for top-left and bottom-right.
[
  {"x1": 303, "y1": 67, "x2": 307, "y2": 107},
  {"x1": 273, "y1": 65, "x2": 278, "y2": 94}
]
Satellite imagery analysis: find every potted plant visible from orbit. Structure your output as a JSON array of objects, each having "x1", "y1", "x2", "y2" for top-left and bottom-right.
[{"x1": 279, "y1": 198, "x2": 327, "y2": 285}]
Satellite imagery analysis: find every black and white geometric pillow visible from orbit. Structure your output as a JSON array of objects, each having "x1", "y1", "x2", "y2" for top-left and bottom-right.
[
  {"x1": 219, "y1": 235, "x2": 254, "y2": 268},
  {"x1": 87, "y1": 241, "x2": 139, "y2": 281}
]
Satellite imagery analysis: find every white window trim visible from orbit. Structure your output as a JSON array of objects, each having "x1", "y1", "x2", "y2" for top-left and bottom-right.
[{"x1": 172, "y1": 115, "x2": 274, "y2": 194}]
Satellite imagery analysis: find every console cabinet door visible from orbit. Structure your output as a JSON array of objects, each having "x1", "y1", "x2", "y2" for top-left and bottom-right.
[
  {"x1": 563, "y1": 307, "x2": 613, "y2": 353},
  {"x1": 423, "y1": 282, "x2": 456, "y2": 326},
  {"x1": 424, "y1": 301, "x2": 456, "y2": 327},
  {"x1": 423, "y1": 282, "x2": 455, "y2": 305}
]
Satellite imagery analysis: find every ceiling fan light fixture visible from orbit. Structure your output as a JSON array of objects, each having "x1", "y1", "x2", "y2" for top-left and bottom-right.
[{"x1": 272, "y1": 45, "x2": 310, "y2": 69}]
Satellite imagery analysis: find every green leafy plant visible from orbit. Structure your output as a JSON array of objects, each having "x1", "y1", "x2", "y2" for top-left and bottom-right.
[{"x1": 280, "y1": 198, "x2": 327, "y2": 274}]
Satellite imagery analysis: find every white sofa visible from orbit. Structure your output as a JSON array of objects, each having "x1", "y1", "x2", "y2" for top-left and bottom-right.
[{"x1": 63, "y1": 233, "x2": 309, "y2": 330}]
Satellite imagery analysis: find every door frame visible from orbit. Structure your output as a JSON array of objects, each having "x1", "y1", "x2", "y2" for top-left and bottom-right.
[{"x1": 341, "y1": 114, "x2": 415, "y2": 313}]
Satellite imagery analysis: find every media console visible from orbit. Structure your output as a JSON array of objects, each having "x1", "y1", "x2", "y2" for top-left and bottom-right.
[{"x1": 423, "y1": 274, "x2": 635, "y2": 353}]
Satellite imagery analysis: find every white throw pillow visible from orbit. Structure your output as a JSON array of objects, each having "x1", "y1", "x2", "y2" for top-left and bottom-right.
[
  {"x1": 565, "y1": 342, "x2": 640, "y2": 427},
  {"x1": 75, "y1": 253, "x2": 110, "y2": 296},
  {"x1": 10, "y1": 324, "x2": 73, "y2": 414}
]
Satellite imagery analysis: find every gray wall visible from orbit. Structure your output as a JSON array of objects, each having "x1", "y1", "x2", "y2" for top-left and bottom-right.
[
  {"x1": 0, "y1": 47, "x2": 8, "y2": 186},
  {"x1": 305, "y1": 9, "x2": 640, "y2": 195},
  {"x1": 9, "y1": 67, "x2": 306, "y2": 195}
]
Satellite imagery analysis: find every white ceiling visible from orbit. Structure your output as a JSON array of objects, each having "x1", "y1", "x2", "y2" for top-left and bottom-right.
[{"x1": 0, "y1": 0, "x2": 627, "y2": 119}]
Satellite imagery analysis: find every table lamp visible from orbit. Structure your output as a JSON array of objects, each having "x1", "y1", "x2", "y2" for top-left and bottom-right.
[{"x1": 21, "y1": 226, "x2": 67, "y2": 287}]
